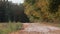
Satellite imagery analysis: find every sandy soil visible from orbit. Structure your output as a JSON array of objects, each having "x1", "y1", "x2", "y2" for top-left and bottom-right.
[{"x1": 9, "y1": 23, "x2": 60, "y2": 34}]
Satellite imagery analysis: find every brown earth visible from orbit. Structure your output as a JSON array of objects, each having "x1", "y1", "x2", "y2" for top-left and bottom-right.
[{"x1": 9, "y1": 23, "x2": 60, "y2": 34}]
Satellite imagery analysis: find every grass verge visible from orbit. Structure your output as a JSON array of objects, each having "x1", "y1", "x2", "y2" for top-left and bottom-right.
[{"x1": 0, "y1": 23, "x2": 22, "y2": 34}]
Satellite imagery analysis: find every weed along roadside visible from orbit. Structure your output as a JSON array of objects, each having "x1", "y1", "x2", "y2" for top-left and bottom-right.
[{"x1": 0, "y1": 23, "x2": 23, "y2": 34}]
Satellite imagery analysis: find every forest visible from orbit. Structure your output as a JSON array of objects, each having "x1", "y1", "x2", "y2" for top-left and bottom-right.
[
  {"x1": 0, "y1": 0, "x2": 60, "y2": 23},
  {"x1": 24, "y1": 0, "x2": 60, "y2": 23},
  {"x1": 0, "y1": 0, "x2": 30, "y2": 23}
]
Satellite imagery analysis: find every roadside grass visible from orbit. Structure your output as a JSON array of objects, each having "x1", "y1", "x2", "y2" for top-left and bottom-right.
[{"x1": 0, "y1": 22, "x2": 22, "y2": 34}]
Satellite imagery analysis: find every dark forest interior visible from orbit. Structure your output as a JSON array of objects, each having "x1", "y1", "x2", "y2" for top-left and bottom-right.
[{"x1": 0, "y1": 0, "x2": 30, "y2": 23}]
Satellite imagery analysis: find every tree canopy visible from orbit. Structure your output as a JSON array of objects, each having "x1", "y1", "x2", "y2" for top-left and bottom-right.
[{"x1": 24, "y1": 0, "x2": 60, "y2": 22}]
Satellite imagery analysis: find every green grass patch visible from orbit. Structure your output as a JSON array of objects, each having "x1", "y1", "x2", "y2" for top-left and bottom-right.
[{"x1": 0, "y1": 23, "x2": 22, "y2": 34}]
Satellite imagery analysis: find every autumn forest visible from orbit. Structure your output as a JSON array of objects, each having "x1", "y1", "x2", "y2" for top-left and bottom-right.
[{"x1": 0, "y1": 0, "x2": 60, "y2": 23}]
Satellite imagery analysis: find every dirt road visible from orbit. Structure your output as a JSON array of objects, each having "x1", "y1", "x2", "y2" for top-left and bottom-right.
[{"x1": 9, "y1": 23, "x2": 60, "y2": 34}]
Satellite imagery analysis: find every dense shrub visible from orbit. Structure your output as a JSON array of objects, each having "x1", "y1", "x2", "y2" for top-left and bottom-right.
[{"x1": 24, "y1": 0, "x2": 60, "y2": 23}]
